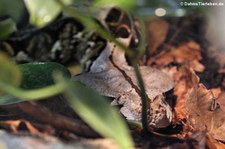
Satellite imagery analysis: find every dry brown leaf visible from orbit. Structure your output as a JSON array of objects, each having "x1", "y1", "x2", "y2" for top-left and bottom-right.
[
  {"x1": 148, "y1": 41, "x2": 204, "y2": 72},
  {"x1": 0, "y1": 120, "x2": 39, "y2": 134},
  {"x1": 186, "y1": 83, "x2": 225, "y2": 142},
  {"x1": 74, "y1": 39, "x2": 174, "y2": 129},
  {"x1": 207, "y1": 134, "x2": 225, "y2": 149},
  {"x1": 188, "y1": 131, "x2": 207, "y2": 149},
  {"x1": 160, "y1": 131, "x2": 207, "y2": 149},
  {"x1": 211, "y1": 88, "x2": 221, "y2": 99},
  {"x1": 215, "y1": 91, "x2": 225, "y2": 112},
  {"x1": 146, "y1": 19, "x2": 169, "y2": 54},
  {"x1": 173, "y1": 66, "x2": 200, "y2": 121}
]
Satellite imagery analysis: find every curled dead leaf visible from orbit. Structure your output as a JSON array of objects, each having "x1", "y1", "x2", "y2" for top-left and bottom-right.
[
  {"x1": 186, "y1": 84, "x2": 225, "y2": 142},
  {"x1": 148, "y1": 41, "x2": 204, "y2": 72},
  {"x1": 207, "y1": 134, "x2": 225, "y2": 149},
  {"x1": 215, "y1": 91, "x2": 225, "y2": 112}
]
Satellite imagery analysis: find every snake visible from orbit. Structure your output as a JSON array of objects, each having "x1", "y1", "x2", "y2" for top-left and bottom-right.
[
  {"x1": 0, "y1": 5, "x2": 174, "y2": 130},
  {"x1": 0, "y1": 6, "x2": 140, "y2": 73},
  {"x1": 0, "y1": 5, "x2": 142, "y2": 121}
]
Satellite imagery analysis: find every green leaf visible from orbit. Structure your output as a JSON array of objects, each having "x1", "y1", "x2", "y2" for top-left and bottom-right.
[
  {"x1": 24, "y1": 0, "x2": 71, "y2": 27},
  {"x1": 0, "y1": 62, "x2": 70, "y2": 105},
  {"x1": 0, "y1": 0, "x2": 24, "y2": 22},
  {"x1": 19, "y1": 62, "x2": 71, "y2": 89},
  {"x1": 0, "y1": 84, "x2": 64, "y2": 105},
  {"x1": 0, "y1": 53, "x2": 21, "y2": 95},
  {"x1": 56, "y1": 75, "x2": 134, "y2": 149},
  {"x1": 93, "y1": 0, "x2": 135, "y2": 11},
  {"x1": 0, "y1": 94, "x2": 22, "y2": 105},
  {"x1": 0, "y1": 18, "x2": 17, "y2": 40}
]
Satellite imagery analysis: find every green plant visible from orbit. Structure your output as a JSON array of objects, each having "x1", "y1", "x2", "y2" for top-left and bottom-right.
[
  {"x1": 0, "y1": 0, "x2": 207, "y2": 148},
  {"x1": 0, "y1": 0, "x2": 137, "y2": 148}
]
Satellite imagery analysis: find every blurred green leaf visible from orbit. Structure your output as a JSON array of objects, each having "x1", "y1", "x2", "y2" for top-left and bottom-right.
[
  {"x1": 19, "y1": 62, "x2": 71, "y2": 89},
  {"x1": 67, "y1": 0, "x2": 93, "y2": 13},
  {"x1": 0, "y1": 94, "x2": 22, "y2": 105},
  {"x1": 0, "y1": 83, "x2": 65, "y2": 105},
  {"x1": 24, "y1": 0, "x2": 71, "y2": 27},
  {"x1": 0, "y1": 62, "x2": 70, "y2": 105},
  {"x1": 0, "y1": 0, "x2": 24, "y2": 22},
  {"x1": 0, "y1": 53, "x2": 21, "y2": 95},
  {"x1": 93, "y1": 0, "x2": 135, "y2": 11},
  {"x1": 56, "y1": 75, "x2": 134, "y2": 149},
  {"x1": 0, "y1": 18, "x2": 17, "y2": 40}
]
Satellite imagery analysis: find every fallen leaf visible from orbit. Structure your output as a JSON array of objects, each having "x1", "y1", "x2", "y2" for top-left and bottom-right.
[
  {"x1": 0, "y1": 120, "x2": 39, "y2": 134},
  {"x1": 74, "y1": 39, "x2": 174, "y2": 129},
  {"x1": 148, "y1": 41, "x2": 204, "y2": 72},
  {"x1": 186, "y1": 83, "x2": 225, "y2": 142},
  {"x1": 18, "y1": 101, "x2": 98, "y2": 138},
  {"x1": 173, "y1": 66, "x2": 199, "y2": 121},
  {"x1": 211, "y1": 88, "x2": 221, "y2": 99},
  {"x1": 207, "y1": 134, "x2": 225, "y2": 149},
  {"x1": 215, "y1": 91, "x2": 225, "y2": 112}
]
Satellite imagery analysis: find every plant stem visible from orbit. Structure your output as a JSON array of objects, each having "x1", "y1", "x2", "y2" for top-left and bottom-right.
[
  {"x1": 56, "y1": 0, "x2": 149, "y2": 133},
  {"x1": 0, "y1": 82, "x2": 64, "y2": 100},
  {"x1": 131, "y1": 61, "x2": 148, "y2": 132}
]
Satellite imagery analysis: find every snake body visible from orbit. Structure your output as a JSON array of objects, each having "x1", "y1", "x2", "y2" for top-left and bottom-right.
[
  {"x1": 0, "y1": 6, "x2": 173, "y2": 129},
  {"x1": 0, "y1": 6, "x2": 139, "y2": 71}
]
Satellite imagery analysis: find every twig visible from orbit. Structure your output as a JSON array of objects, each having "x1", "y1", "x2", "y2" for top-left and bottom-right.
[{"x1": 18, "y1": 101, "x2": 99, "y2": 138}]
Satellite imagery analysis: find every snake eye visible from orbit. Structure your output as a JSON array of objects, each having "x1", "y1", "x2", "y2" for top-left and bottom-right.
[{"x1": 116, "y1": 25, "x2": 130, "y2": 38}]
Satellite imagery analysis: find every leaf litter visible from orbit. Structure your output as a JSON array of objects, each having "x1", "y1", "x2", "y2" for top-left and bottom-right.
[
  {"x1": 141, "y1": 16, "x2": 225, "y2": 148},
  {"x1": 74, "y1": 40, "x2": 174, "y2": 129},
  {"x1": 1, "y1": 15, "x2": 225, "y2": 149}
]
